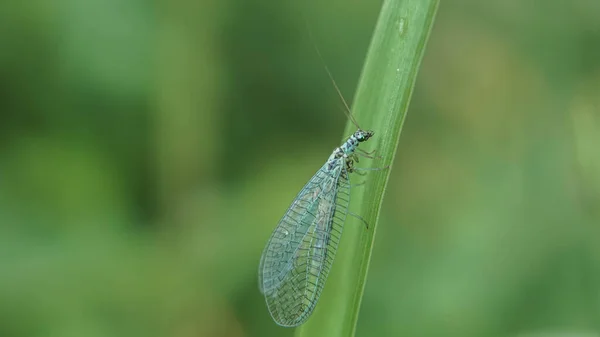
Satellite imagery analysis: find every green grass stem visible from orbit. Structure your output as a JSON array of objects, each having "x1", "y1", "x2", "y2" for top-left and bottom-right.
[{"x1": 295, "y1": 0, "x2": 439, "y2": 336}]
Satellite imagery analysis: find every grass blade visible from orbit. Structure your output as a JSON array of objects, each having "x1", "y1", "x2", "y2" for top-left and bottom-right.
[{"x1": 295, "y1": 0, "x2": 439, "y2": 336}]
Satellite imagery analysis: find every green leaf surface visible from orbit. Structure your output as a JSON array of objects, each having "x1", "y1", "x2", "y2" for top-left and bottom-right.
[{"x1": 295, "y1": 0, "x2": 439, "y2": 336}]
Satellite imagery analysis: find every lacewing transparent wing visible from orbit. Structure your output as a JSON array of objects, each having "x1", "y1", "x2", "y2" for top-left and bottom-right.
[
  {"x1": 259, "y1": 156, "x2": 352, "y2": 327},
  {"x1": 257, "y1": 21, "x2": 379, "y2": 327},
  {"x1": 259, "y1": 157, "x2": 351, "y2": 326}
]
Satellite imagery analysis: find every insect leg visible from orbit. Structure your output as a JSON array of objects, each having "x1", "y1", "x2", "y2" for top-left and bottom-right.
[
  {"x1": 353, "y1": 165, "x2": 390, "y2": 173},
  {"x1": 350, "y1": 180, "x2": 366, "y2": 187},
  {"x1": 356, "y1": 148, "x2": 376, "y2": 156},
  {"x1": 356, "y1": 148, "x2": 382, "y2": 159},
  {"x1": 348, "y1": 211, "x2": 370, "y2": 229},
  {"x1": 352, "y1": 169, "x2": 368, "y2": 176}
]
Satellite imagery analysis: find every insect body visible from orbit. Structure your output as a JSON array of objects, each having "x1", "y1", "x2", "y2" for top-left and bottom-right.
[{"x1": 258, "y1": 128, "x2": 374, "y2": 327}]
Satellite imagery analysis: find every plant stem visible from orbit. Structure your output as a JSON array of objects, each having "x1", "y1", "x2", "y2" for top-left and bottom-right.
[{"x1": 295, "y1": 0, "x2": 439, "y2": 336}]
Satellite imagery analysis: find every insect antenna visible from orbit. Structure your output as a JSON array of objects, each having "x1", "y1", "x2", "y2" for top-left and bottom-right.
[{"x1": 304, "y1": 20, "x2": 363, "y2": 130}]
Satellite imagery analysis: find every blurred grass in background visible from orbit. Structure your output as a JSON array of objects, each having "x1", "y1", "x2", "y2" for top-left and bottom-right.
[{"x1": 1, "y1": 0, "x2": 599, "y2": 337}]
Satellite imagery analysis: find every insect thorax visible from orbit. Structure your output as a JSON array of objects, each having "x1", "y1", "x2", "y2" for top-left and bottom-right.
[{"x1": 340, "y1": 129, "x2": 374, "y2": 155}]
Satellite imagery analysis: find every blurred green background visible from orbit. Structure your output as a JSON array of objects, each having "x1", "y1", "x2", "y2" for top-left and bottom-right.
[{"x1": 1, "y1": 0, "x2": 599, "y2": 336}]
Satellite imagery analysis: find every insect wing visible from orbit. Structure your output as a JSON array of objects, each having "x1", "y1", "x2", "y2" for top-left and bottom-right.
[
  {"x1": 259, "y1": 158, "x2": 351, "y2": 326},
  {"x1": 259, "y1": 162, "x2": 337, "y2": 294}
]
